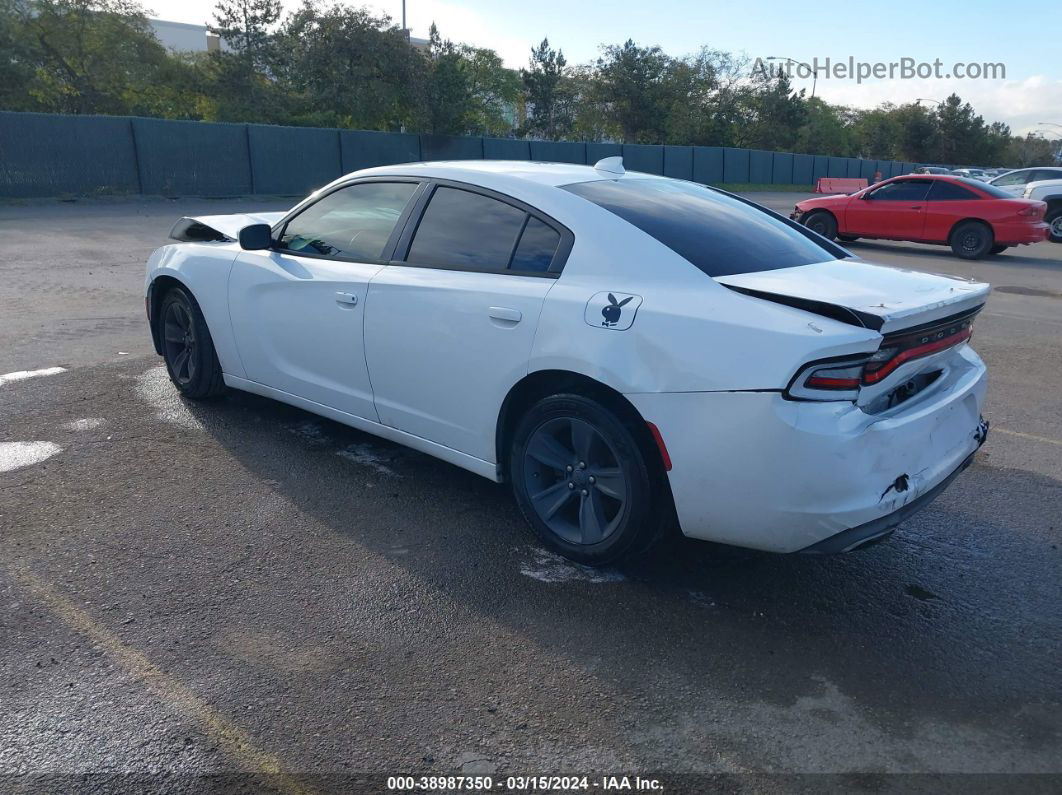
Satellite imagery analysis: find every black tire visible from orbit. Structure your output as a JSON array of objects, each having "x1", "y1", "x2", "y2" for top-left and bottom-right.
[
  {"x1": 988, "y1": 245, "x2": 1008, "y2": 255},
  {"x1": 1046, "y1": 208, "x2": 1062, "y2": 243},
  {"x1": 802, "y1": 210, "x2": 837, "y2": 240},
  {"x1": 838, "y1": 234, "x2": 860, "y2": 242},
  {"x1": 949, "y1": 221, "x2": 993, "y2": 260},
  {"x1": 158, "y1": 286, "x2": 226, "y2": 400},
  {"x1": 509, "y1": 393, "x2": 668, "y2": 566}
]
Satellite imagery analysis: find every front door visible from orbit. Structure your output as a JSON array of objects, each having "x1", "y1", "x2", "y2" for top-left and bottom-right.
[
  {"x1": 845, "y1": 178, "x2": 931, "y2": 239},
  {"x1": 228, "y1": 180, "x2": 421, "y2": 420}
]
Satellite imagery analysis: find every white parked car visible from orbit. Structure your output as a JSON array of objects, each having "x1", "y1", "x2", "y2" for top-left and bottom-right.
[
  {"x1": 145, "y1": 159, "x2": 990, "y2": 564},
  {"x1": 1022, "y1": 179, "x2": 1062, "y2": 242},
  {"x1": 989, "y1": 167, "x2": 1062, "y2": 196},
  {"x1": 952, "y1": 168, "x2": 990, "y2": 181}
]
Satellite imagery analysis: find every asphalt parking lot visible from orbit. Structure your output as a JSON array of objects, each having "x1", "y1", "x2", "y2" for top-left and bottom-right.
[{"x1": 1, "y1": 194, "x2": 1060, "y2": 792}]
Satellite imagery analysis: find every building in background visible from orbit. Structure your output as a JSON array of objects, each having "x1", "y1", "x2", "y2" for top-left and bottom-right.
[{"x1": 149, "y1": 18, "x2": 224, "y2": 53}]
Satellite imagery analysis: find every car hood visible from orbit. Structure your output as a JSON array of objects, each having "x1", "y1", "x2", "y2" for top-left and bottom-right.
[
  {"x1": 715, "y1": 260, "x2": 990, "y2": 334},
  {"x1": 169, "y1": 212, "x2": 288, "y2": 242}
]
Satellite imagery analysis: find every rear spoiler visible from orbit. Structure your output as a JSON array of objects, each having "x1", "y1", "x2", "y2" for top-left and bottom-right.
[{"x1": 169, "y1": 212, "x2": 288, "y2": 243}]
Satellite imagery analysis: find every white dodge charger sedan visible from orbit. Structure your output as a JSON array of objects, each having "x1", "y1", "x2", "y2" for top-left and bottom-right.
[{"x1": 145, "y1": 158, "x2": 990, "y2": 564}]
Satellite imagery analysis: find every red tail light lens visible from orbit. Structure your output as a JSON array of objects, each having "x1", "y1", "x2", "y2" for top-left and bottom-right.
[{"x1": 787, "y1": 308, "x2": 981, "y2": 401}]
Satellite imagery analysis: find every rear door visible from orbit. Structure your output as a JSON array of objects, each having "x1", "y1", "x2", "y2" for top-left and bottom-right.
[
  {"x1": 228, "y1": 179, "x2": 422, "y2": 420},
  {"x1": 364, "y1": 182, "x2": 570, "y2": 463},
  {"x1": 922, "y1": 179, "x2": 984, "y2": 242},
  {"x1": 845, "y1": 178, "x2": 931, "y2": 239}
]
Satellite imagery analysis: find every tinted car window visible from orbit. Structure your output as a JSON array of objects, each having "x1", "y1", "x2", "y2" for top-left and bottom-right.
[
  {"x1": 868, "y1": 180, "x2": 932, "y2": 201},
  {"x1": 278, "y1": 182, "x2": 417, "y2": 260},
  {"x1": 1034, "y1": 169, "x2": 1062, "y2": 182},
  {"x1": 928, "y1": 181, "x2": 979, "y2": 200},
  {"x1": 966, "y1": 179, "x2": 1018, "y2": 199},
  {"x1": 992, "y1": 170, "x2": 1031, "y2": 186},
  {"x1": 562, "y1": 178, "x2": 837, "y2": 277},
  {"x1": 510, "y1": 217, "x2": 561, "y2": 272},
  {"x1": 407, "y1": 187, "x2": 527, "y2": 271}
]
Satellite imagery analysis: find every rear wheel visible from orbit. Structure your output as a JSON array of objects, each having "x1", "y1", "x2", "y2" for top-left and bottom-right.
[
  {"x1": 509, "y1": 393, "x2": 666, "y2": 566},
  {"x1": 988, "y1": 245, "x2": 1008, "y2": 255},
  {"x1": 1046, "y1": 208, "x2": 1062, "y2": 243},
  {"x1": 159, "y1": 287, "x2": 226, "y2": 399},
  {"x1": 803, "y1": 210, "x2": 837, "y2": 240},
  {"x1": 950, "y1": 221, "x2": 993, "y2": 260}
]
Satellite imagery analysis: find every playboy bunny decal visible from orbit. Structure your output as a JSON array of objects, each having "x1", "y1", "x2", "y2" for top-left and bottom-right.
[{"x1": 584, "y1": 292, "x2": 642, "y2": 331}]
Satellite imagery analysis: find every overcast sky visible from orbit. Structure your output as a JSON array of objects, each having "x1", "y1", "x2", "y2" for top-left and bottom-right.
[{"x1": 144, "y1": 0, "x2": 1062, "y2": 137}]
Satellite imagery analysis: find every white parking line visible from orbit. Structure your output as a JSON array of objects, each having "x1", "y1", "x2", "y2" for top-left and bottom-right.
[
  {"x1": 994, "y1": 427, "x2": 1062, "y2": 447},
  {"x1": 0, "y1": 367, "x2": 67, "y2": 387}
]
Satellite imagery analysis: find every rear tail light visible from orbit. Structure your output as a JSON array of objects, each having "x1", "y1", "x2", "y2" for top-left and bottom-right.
[{"x1": 786, "y1": 309, "x2": 980, "y2": 401}]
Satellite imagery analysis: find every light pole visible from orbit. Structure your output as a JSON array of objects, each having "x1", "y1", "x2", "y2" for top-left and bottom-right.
[{"x1": 765, "y1": 56, "x2": 822, "y2": 99}]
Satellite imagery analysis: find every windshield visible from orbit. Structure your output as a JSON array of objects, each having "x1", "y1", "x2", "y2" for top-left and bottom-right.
[{"x1": 561, "y1": 178, "x2": 838, "y2": 277}]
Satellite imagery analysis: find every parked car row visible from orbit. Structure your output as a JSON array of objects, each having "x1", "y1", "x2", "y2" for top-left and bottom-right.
[{"x1": 793, "y1": 174, "x2": 1052, "y2": 258}]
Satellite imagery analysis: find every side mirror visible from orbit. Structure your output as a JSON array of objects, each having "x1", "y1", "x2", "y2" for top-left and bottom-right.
[{"x1": 238, "y1": 223, "x2": 273, "y2": 251}]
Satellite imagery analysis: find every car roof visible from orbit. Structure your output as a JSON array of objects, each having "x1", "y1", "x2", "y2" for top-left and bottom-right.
[{"x1": 342, "y1": 159, "x2": 648, "y2": 189}]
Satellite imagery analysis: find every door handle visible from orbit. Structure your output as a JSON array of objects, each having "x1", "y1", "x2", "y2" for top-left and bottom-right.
[
  {"x1": 335, "y1": 291, "x2": 359, "y2": 306},
  {"x1": 488, "y1": 306, "x2": 522, "y2": 323}
]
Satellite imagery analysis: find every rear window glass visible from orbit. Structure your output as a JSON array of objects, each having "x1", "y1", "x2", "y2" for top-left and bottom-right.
[
  {"x1": 561, "y1": 178, "x2": 836, "y2": 277},
  {"x1": 963, "y1": 178, "x2": 1018, "y2": 198},
  {"x1": 928, "y1": 180, "x2": 980, "y2": 200}
]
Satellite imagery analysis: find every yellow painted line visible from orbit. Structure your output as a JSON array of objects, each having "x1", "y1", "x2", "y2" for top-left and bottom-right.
[
  {"x1": 994, "y1": 427, "x2": 1062, "y2": 447},
  {"x1": 12, "y1": 566, "x2": 312, "y2": 795}
]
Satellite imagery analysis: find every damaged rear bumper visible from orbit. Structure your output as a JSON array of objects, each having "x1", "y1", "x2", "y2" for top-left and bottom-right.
[{"x1": 626, "y1": 346, "x2": 988, "y2": 553}]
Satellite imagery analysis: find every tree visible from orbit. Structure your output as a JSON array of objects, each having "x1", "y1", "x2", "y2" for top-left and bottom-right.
[
  {"x1": 794, "y1": 97, "x2": 854, "y2": 156},
  {"x1": 735, "y1": 70, "x2": 807, "y2": 151},
  {"x1": 520, "y1": 38, "x2": 573, "y2": 139},
  {"x1": 458, "y1": 44, "x2": 520, "y2": 136},
  {"x1": 13, "y1": 0, "x2": 174, "y2": 114},
  {"x1": 271, "y1": 2, "x2": 419, "y2": 130},
  {"x1": 421, "y1": 23, "x2": 473, "y2": 134},
  {"x1": 210, "y1": 0, "x2": 280, "y2": 69},
  {"x1": 589, "y1": 39, "x2": 674, "y2": 144}
]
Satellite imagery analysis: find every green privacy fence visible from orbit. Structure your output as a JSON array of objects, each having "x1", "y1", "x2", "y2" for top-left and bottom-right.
[{"x1": 0, "y1": 110, "x2": 921, "y2": 199}]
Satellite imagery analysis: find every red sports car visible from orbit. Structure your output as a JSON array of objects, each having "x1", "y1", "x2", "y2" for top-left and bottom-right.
[{"x1": 791, "y1": 175, "x2": 1049, "y2": 259}]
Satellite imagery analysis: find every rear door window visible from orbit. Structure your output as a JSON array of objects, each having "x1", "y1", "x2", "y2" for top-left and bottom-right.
[
  {"x1": 561, "y1": 178, "x2": 836, "y2": 277},
  {"x1": 406, "y1": 187, "x2": 526, "y2": 271}
]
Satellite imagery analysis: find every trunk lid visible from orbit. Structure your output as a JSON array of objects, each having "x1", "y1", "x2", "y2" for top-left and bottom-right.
[{"x1": 716, "y1": 259, "x2": 990, "y2": 334}]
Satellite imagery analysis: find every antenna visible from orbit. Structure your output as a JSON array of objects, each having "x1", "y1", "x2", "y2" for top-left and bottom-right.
[{"x1": 593, "y1": 156, "x2": 624, "y2": 176}]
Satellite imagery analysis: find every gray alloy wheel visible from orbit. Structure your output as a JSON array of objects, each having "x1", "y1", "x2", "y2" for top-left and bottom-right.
[
  {"x1": 162, "y1": 297, "x2": 198, "y2": 386},
  {"x1": 522, "y1": 416, "x2": 628, "y2": 546},
  {"x1": 1047, "y1": 209, "x2": 1062, "y2": 243},
  {"x1": 158, "y1": 287, "x2": 226, "y2": 399}
]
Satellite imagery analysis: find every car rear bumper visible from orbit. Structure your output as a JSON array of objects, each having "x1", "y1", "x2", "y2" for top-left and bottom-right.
[
  {"x1": 994, "y1": 221, "x2": 1049, "y2": 244},
  {"x1": 626, "y1": 345, "x2": 987, "y2": 553}
]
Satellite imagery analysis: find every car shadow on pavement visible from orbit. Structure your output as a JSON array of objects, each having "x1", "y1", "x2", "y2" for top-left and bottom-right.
[
  {"x1": 175, "y1": 382, "x2": 1062, "y2": 750},
  {"x1": 845, "y1": 240, "x2": 1061, "y2": 268}
]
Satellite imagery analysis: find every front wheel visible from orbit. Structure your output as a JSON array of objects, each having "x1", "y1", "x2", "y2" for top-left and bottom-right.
[
  {"x1": 159, "y1": 286, "x2": 226, "y2": 399},
  {"x1": 509, "y1": 394, "x2": 666, "y2": 566},
  {"x1": 950, "y1": 221, "x2": 994, "y2": 260},
  {"x1": 802, "y1": 210, "x2": 837, "y2": 240}
]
